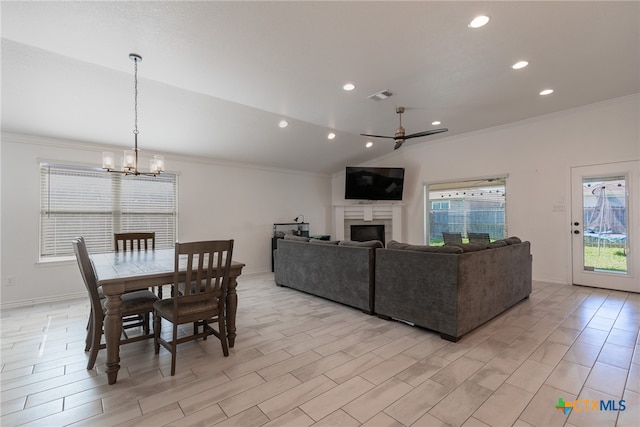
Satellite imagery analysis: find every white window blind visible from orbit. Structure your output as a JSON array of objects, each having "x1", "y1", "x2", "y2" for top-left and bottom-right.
[
  {"x1": 40, "y1": 163, "x2": 177, "y2": 259},
  {"x1": 426, "y1": 177, "x2": 507, "y2": 244}
]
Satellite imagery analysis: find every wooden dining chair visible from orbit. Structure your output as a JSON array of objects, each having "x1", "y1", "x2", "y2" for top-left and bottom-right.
[
  {"x1": 442, "y1": 232, "x2": 463, "y2": 245},
  {"x1": 72, "y1": 237, "x2": 159, "y2": 370},
  {"x1": 114, "y1": 232, "x2": 164, "y2": 298},
  {"x1": 468, "y1": 232, "x2": 491, "y2": 244},
  {"x1": 114, "y1": 232, "x2": 155, "y2": 252},
  {"x1": 153, "y1": 240, "x2": 234, "y2": 376}
]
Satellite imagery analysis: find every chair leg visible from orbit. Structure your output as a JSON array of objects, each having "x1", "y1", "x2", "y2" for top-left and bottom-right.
[
  {"x1": 144, "y1": 313, "x2": 150, "y2": 335},
  {"x1": 219, "y1": 316, "x2": 229, "y2": 357},
  {"x1": 157, "y1": 285, "x2": 163, "y2": 299},
  {"x1": 87, "y1": 317, "x2": 102, "y2": 370},
  {"x1": 85, "y1": 313, "x2": 94, "y2": 352},
  {"x1": 153, "y1": 313, "x2": 161, "y2": 355},
  {"x1": 170, "y1": 324, "x2": 178, "y2": 376}
]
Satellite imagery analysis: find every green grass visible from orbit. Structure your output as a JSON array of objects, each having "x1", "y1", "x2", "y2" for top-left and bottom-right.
[{"x1": 584, "y1": 245, "x2": 627, "y2": 272}]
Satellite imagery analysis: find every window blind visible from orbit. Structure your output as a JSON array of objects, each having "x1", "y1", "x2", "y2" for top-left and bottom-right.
[
  {"x1": 40, "y1": 163, "x2": 177, "y2": 259},
  {"x1": 427, "y1": 177, "x2": 507, "y2": 244}
]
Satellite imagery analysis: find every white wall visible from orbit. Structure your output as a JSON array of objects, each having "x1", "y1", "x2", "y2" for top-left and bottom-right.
[
  {"x1": 0, "y1": 134, "x2": 332, "y2": 305},
  {"x1": 332, "y1": 95, "x2": 640, "y2": 284}
]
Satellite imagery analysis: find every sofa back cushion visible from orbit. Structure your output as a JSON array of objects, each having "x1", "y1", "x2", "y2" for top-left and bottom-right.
[
  {"x1": 309, "y1": 239, "x2": 340, "y2": 245},
  {"x1": 283, "y1": 234, "x2": 310, "y2": 242},
  {"x1": 445, "y1": 242, "x2": 488, "y2": 252},
  {"x1": 387, "y1": 240, "x2": 463, "y2": 254},
  {"x1": 338, "y1": 240, "x2": 384, "y2": 248}
]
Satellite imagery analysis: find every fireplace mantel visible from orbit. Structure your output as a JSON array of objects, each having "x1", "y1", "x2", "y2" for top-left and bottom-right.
[{"x1": 333, "y1": 204, "x2": 402, "y2": 242}]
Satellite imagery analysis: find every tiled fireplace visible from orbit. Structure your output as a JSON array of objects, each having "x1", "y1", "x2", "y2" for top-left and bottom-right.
[{"x1": 333, "y1": 204, "x2": 402, "y2": 243}]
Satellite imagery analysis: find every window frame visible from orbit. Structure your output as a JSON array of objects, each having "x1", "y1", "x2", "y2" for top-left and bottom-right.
[
  {"x1": 424, "y1": 176, "x2": 508, "y2": 245},
  {"x1": 39, "y1": 161, "x2": 178, "y2": 261}
]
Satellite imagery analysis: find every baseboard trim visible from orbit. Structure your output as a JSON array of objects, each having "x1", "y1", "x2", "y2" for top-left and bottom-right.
[{"x1": 1, "y1": 292, "x2": 87, "y2": 309}]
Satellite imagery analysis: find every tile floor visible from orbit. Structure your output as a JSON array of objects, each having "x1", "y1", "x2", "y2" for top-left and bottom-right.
[{"x1": 1, "y1": 273, "x2": 639, "y2": 426}]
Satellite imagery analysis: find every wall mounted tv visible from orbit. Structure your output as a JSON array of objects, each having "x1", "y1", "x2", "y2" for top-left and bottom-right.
[{"x1": 345, "y1": 167, "x2": 405, "y2": 201}]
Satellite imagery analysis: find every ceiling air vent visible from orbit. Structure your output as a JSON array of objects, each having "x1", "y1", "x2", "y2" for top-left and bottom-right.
[{"x1": 368, "y1": 89, "x2": 395, "y2": 101}]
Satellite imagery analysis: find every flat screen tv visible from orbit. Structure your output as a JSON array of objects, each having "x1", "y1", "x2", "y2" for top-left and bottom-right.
[{"x1": 345, "y1": 167, "x2": 405, "y2": 201}]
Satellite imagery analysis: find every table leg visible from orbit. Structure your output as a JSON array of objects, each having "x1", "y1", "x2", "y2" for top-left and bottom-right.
[
  {"x1": 226, "y1": 276, "x2": 238, "y2": 347},
  {"x1": 104, "y1": 294, "x2": 123, "y2": 384}
]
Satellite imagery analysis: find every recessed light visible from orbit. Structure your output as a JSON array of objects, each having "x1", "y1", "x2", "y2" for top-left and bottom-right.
[
  {"x1": 539, "y1": 89, "x2": 554, "y2": 96},
  {"x1": 327, "y1": 132, "x2": 336, "y2": 140},
  {"x1": 365, "y1": 141, "x2": 373, "y2": 148},
  {"x1": 432, "y1": 121, "x2": 441, "y2": 126},
  {"x1": 278, "y1": 120, "x2": 289, "y2": 128},
  {"x1": 343, "y1": 83, "x2": 356, "y2": 91},
  {"x1": 468, "y1": 15, "x2": 489, "y2": 28},
  {"x1": 512, "y1": 61, "x2": 528, "y2": 70}
]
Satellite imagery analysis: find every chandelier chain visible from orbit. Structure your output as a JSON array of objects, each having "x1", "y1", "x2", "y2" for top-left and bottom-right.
[{"x1": 133, "y1": 58, "x2": 139, "y2": 136}]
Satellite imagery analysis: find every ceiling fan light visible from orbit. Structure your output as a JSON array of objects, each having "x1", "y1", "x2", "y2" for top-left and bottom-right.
[
  {"x1": 468, "y1": 15, "x2": 489, "y2": 28},
  {"x1": 512, "y1": 60, "x2": 529, "y2": 70}
]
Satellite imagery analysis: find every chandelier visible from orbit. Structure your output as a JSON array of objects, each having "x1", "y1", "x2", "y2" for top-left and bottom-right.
[{"x1": 102, "y1": 54, "x2": 164, "y2": 176}]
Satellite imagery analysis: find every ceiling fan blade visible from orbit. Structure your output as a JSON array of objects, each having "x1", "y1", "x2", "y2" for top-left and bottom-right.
[
  {"x1": 403, "y1": 128, "x2": 449, "y2": 139},
  {"x1": 360, "y1": 133, "x2": 395, "y2": 139}
]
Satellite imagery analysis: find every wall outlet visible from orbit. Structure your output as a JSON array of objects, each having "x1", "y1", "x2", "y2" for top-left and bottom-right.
[{"x1": 7, "y1": 275, "x2": 16, "y2": 286}]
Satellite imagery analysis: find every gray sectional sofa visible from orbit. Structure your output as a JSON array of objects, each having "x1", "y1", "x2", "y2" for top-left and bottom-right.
[
  {"x1": 273, "y1": 236, "x2": 382, "y2": 313},
  {"x1": 375, "y1": 239, "x2": 532, "y2": 341},
  {"x1": 273, "y1": 234, "x2": 532, "y2": 341}
]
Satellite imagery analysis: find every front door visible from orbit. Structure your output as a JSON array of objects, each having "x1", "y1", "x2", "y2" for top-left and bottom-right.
[{"x1": 570, "y1": 161, "x2": 639, "y2": 292}]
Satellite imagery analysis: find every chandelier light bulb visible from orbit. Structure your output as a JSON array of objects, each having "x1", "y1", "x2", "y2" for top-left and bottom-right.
[{"x1": 102, "y1": 152, "x2": 115, "y2": 170}]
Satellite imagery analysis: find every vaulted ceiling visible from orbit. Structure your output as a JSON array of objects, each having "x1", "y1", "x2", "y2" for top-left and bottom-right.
[{"x1": 2, "y1": 1, "x2": 638, "y2": 174}]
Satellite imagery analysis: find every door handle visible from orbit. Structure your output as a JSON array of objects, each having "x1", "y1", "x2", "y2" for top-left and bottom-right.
[
  {"x1": 574, "y1": 230, "x2": 580, "y2": 234},
  {"x1": 573, "y1": 222, "x2": 580, "y2": 226}
]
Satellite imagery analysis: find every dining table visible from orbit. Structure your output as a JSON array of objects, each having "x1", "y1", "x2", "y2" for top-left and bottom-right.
[{"x1": 91, "y1": 248, "x2": 245, "y2": 384}]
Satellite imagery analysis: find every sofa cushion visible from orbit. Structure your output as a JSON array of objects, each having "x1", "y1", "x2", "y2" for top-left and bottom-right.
[
  {"x1": 487, "y1": 240, "x2": 508, "y2": 249},
  {"x1": 338, "y1": 240, "x2": 384, "y2": 248},
  {"x1": 283, "y1": 234, "x2": 310, "y2": 242},
  {"x1": 405, "y1": 244, "x2": 463, "y2": 254},
  {"x1": 387, "y1": 240, "x2": 410, "y2": 250},
  {"x1": 445, "y1": 242, "x2": 488, "y2": 252},
  {"x1": 309, "y1": 239, "x2": 340, "y2": 245},
  {"x1": 504, "y1": 236, "x2": 522, "y2": 245}
]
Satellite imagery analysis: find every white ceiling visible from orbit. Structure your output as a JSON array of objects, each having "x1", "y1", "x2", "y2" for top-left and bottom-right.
[{"x1": 2, "y1": 1, "x2": 639, "y2": 174}]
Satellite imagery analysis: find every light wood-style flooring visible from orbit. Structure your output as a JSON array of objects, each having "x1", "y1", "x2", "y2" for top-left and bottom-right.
[{"x1": 1, "y1": 273, "x2": 639, "y2": 426}]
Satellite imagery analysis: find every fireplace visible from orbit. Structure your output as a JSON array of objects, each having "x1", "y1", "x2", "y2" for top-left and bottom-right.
[
  {"x1": 351, "y1": 224, "x2": 385, "y2": 246},
  {"x1": 333, "y1": 203, "x2": 402, "y2": 242}
]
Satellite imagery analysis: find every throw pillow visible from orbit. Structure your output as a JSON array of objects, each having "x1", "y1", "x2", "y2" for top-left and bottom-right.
[{"x1": 338, "y1": 240, "x2": 384, "y2": 248}]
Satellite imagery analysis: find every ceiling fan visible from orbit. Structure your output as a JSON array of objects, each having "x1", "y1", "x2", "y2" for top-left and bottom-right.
[{"x1": 360, "y1": 106, "x2": 448, "y2": 150}]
